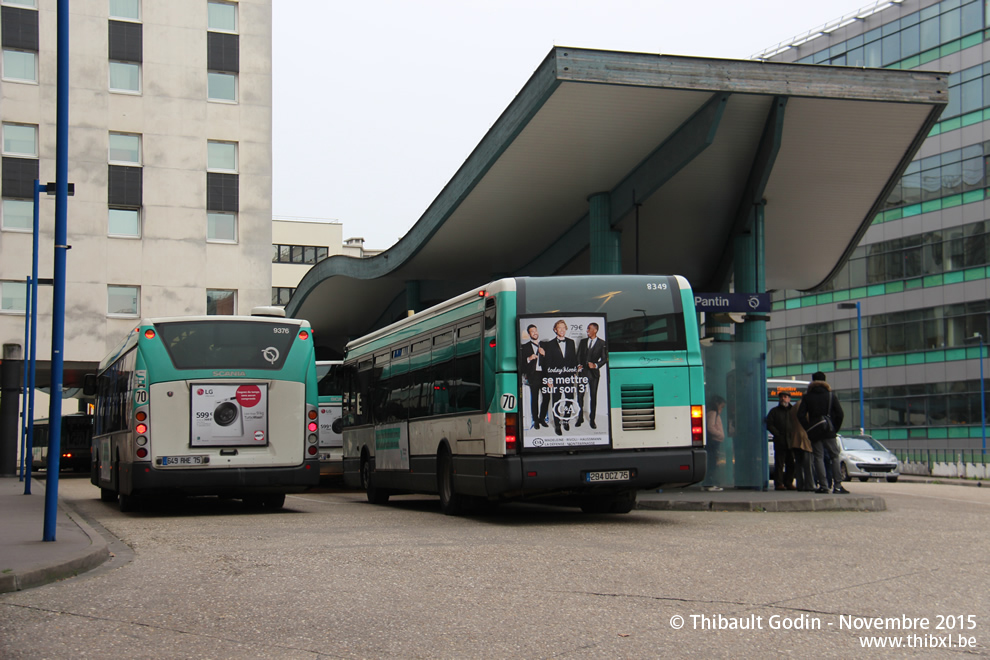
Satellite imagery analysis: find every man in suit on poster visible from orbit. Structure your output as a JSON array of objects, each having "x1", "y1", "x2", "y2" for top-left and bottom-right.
[
  {"x1": 542, "y1": 319, "x2": 578, "y2": 435},
  {"x1": 520, "y1": 324, "x2": 548, "y2": 428},
  {"x1": 576, "y1": 322, "x2": 606, "y2": 429}
]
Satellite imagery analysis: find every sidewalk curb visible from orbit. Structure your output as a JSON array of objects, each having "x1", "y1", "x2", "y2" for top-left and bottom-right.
[
  {"x1": 636, "y1": 495, "x2": 886, "y2": 513},
  {"x1": 0, "y1": 500, "x2": 110, "y2": 594}
]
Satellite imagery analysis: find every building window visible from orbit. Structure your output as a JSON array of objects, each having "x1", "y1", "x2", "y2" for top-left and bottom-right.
[
  {"x1": 271, "y1": 244, "x2": 329, "y2": 264},
  {"x1": 1, "y1": 0, "x2": 37, "y2": 7},
  {"x1": 109, "y1": 60, "x2": 140, "y2": 93},
  {"x1": 2, "y1": 198, "x2": 32, "y2": 231},
  {"x1": 208, "y1": 1, "x2": 237, "y2": 33},
  {"x1": 108, "y1": 208, "x2": 140, "y2": 237},
  {"x1": 2, "y1": 123, "x2": 37, "y2": 157},
  {"x1": 272, "y1": 287, "x2": 294, "y2": 306},
  {"x1": 1, "y1": 280, "x2": 27, "y2": 312},
  {"x1": 108, "y1": 285, "x2": 139, "y2": 316},
  {"x1": 207, "y1": 289, "x2": 236, "y2": 315},
  {"x1": 207, "y1": 71, "x2": 236, "y2": 102},
  {"x1": 207, "y1": 140, "x2": 237, "y2": 172},
  {"x1": 109, "y1": 0, "x2": 140, "y2": 21},
  {"x1": 207, "y1": 211, "x2": 237, "y2": 242},
  {"x1": 109, "y1": 132, "x2": 140, "y2": 165},
  {"x1": 2, "y1": 49, "x2": 36, "y2": 82}
]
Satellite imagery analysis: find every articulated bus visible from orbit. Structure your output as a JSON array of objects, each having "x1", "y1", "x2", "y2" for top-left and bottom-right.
[
  {"x1": 315, "y1": 360, "x2": 345, "y2": 478},
  {"x1": 86, "y1": 310, "x2": 321, "y2": 511},
  {"x1": 341, "y1": 275, "x2": 706, "y2": 514}
]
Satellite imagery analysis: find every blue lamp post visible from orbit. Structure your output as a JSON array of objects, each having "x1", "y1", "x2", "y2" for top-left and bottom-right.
[
  {"x1": 838, "y1": 301, "x2": 865, "y2": 433},
  {"x1": 964, "y1": 333, "x2": 986, "y2": 455}
]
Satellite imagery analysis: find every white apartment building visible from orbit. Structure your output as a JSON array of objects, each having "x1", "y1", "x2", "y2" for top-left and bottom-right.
[{"x1": 0, "y1": 0, "x2": 273, "y2": 381}]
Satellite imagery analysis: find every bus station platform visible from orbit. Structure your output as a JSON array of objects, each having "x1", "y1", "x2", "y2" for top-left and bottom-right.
[
  {"x1": 0, "y1": 476, "x2": 109, "y2": 594},
  {"x1": 636, "y1": 487, "x2": 887, "y2": 512}
]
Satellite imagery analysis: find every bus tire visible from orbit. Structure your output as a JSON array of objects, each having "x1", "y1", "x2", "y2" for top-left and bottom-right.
[
  {"x1": 264, "y1": 493, "x2": 286, "y2": 509},
  {"x1": 580, "y1": 491, "x2": 636, "y2": 514},
  {"x1": 608, "y1": 491, "x2": 637, "y2": 514},
  {"x1": 100, "y1": 487, "x2": 117, "y2": 503},
  {"x1": 242, "y1": 495, "x2": 265, "y2": 509},
  {"x1": 361, "y1": 454, "x2": 389, "y2": 505},
  {"x1": 118, "y1": 492, "x2": 139, "y2": 513},
  {"x1": 437, "y1": 449, "x2": 465, "y2": 516}
]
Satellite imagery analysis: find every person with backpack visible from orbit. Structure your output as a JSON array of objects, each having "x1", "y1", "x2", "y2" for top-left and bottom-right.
[{"x1": 797, "y1": 371, "x2": 849, "y2": 494}]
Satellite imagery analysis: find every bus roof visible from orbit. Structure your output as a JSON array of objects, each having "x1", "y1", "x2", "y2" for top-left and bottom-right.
[
  {"x1": 99, "y1": 315, "x2": 311, "y2": 372},
  {"x1": 344, "y1": 278, "x2": 516, "y2": 354}
]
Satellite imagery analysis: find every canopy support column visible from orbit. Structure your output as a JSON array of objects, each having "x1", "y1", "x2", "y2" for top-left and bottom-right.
[{"x1": 589, "y1": 192, "x2": 621, "y2": 274}]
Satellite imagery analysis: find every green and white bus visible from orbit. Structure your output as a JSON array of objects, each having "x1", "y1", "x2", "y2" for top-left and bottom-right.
[
  {"x1": 341, "y1": 275, "x2": 707, "y2": 514},
  {"x1": 315, "y1": 360, "x2": 345, "y2": 478},
  {"x1": 87, "y1": 310, "x2": 321, "y2": 511}
]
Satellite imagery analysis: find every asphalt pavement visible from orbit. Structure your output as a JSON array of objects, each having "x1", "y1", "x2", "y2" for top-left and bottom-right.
[{"x1": 0, "y1": 473, "x2": 928, "y2": 594}]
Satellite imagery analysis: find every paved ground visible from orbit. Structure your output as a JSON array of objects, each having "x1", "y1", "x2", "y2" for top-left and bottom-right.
[
  {"x1": 1, "y1": 475, "x2": 987, "y2": 658},
  {"x1": 0, "y1": 474, "x2": 890, "y2": 594}
]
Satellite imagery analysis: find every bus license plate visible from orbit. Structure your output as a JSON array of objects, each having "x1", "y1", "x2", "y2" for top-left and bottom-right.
[
  {"x1": 586, "y1": 470, "x2": 630, "y2": 483},
  {"x1": 162, "y1": 455, "x2": 205, "y2": 466}
]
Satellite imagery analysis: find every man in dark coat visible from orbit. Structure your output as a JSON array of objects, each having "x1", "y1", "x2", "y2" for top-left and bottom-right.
[
  {"x1": 542, "y1": 319, "x2": 579, "y2": 435},
  {"x1": 765, "y1": 391, "x2": 796, "y2": 490},
  {"x1": 797, "y1": 371, "x2": 849, "y2": 494},
  {"x1": 576, "y1": 322, "x2": 606, "y2": 429},
  {"x1": 520, "y1": 324, "x2": 549, "y2": 429}
]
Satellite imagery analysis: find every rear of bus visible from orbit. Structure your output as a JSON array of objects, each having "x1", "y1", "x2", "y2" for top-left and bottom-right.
[
  {"x1": 491, "y1": 275, "x2": 706, "y2": 507},
  {"x1": 93, "y1": 316, "x2": 320, "y2": 506},
  {"x1": 315, "y1": 360, "x2": 345, "y2": 478}
]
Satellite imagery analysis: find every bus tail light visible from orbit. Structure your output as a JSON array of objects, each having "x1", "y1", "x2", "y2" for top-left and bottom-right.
[
  {"x1": 305, "y1": 404, "x2": 319, "y2": 450},
  {"x1": 505, "y1": 413, "x2": 518, "y2": 453},
  {"x1": 134, "y1": 404, "x2": 151, "y2": 461},
  {"x1": 691, "y1": 405, "x2": 704, "y2": 446}
]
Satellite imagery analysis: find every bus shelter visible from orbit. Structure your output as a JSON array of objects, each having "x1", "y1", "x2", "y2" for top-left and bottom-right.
[{"x1": 288, "y1": 47, "x2": 946, "y2": 489}]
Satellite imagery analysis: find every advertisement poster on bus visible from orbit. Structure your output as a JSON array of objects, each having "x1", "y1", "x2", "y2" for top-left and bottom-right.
[
  {"x1": 318, "y1": 397, "x2": 343, "y2": 449},
  {"x1": 374, "y1": 422, "x2": 409, "y2": 470},
  {"x1": 518, "y1": 315, "x2": 610, "y2": 449},
  {"x1": 191, "y1": 383, "x2": 269, "y2": 447}
]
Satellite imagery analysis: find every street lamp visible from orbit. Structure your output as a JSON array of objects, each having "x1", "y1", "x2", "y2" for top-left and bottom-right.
[
  {"x1": 838, "y1": 302, "x2": 865, "y2": 434},
  {"x1": 964, "y1": 333, "x2": 987, "y2": 455}
]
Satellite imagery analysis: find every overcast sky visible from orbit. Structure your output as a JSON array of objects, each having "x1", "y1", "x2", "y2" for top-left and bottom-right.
[{"x1": 272, "y1": 0, "x2": 863, "y2": 249}]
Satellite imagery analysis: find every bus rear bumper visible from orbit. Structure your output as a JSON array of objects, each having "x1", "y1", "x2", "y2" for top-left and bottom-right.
[
  {"x1": 119, "y1": 461, "x2": 320, "y2": 497},
  {"x1": 478, "y1": 448, "x2": 707, "y2": 498}
]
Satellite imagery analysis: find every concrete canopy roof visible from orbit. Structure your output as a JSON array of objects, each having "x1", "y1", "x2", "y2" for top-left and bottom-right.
[{"x1": 288, "y1": 47, "x2": 945, "y2": 356}]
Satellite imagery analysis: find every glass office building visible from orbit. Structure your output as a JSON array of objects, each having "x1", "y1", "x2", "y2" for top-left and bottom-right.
[{"x1": 759, "y1": 0, "x2": 990, "y2": 452}]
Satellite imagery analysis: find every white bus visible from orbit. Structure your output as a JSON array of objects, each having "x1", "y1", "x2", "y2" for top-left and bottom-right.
[
  {"x1": 341, "y1": 275, "x2": 707, "y2": 514},
  {"x1": 86, "y1": 311, "x2": 321, "y2": 511},
  {"x1": 315, "y1": 360, "x2": 344, "y2": 478}
]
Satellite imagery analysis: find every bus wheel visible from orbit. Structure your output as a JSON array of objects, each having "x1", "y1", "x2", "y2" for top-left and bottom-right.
[
  {"x1": 264, "y1": 493, "x2": 286, "y2": 509},
  {"x1": 118, "y1": 492, "x2": 139, "y2": 513},
  {"x1": 242, "y1": 495, "x2": 265, "y2": 509},
  {"x1": 437, "y1": 449, "x2": 465, "y2": 516},
  {"x1": 608, "y1": 491, "x2": 637, "y2": 514},
  {"x1": 100, "y1": 487, "x2": 117, "y2": 503},
  {"x1": 361, "y1": 455, "x2": 389, "y2": 505},
  {"x1": 580, "y1": 491, "x2": 636, "y2": 514}
]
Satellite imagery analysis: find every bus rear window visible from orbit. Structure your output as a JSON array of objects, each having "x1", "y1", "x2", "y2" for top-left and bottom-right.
[
  {"x1": 517, "y1": 276, "x2": 686, "y2": 352},
  {"x1": 154, "y1": 321, "x2": 298, "y2": 370}
]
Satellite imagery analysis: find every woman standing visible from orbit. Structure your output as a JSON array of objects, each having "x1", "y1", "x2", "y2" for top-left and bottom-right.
[{"x1": 703, "y1": 394, "x2": 727, "y2": 491}]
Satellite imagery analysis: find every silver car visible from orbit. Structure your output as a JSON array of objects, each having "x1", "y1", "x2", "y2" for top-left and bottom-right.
[{"x1": 837, "y1": 434, "x2": 900, "y2": 483}]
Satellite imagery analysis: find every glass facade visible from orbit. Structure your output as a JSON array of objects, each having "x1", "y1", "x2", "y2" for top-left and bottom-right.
[{"x1": 767, "y1": 0, "x2": 990, "y2": 449}]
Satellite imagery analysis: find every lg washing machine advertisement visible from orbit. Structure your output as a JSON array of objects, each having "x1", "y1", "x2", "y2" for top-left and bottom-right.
[{"x1": 191, "y1": 383, "x2": 269, "y2": 447}]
